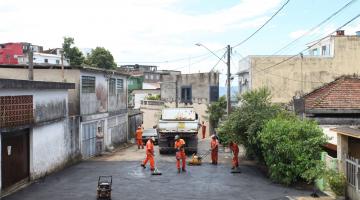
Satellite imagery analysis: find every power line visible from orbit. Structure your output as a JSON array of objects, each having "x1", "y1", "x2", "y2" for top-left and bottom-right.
[
  {"x1": 273, "y1": 0, "x2": 358, "y2": 55},
  {"x1": 117, "y1": 47, "x2": 226, "y2": 65},
  {"x1": 255, "y1": 13, "x2": 360, "y2": 74},
  {"x1": 210, "y1": 51, "x2": 227, "y2": 72},
  {"x1": 232, "y1": 0, "x2": 290, "y2": 49}
]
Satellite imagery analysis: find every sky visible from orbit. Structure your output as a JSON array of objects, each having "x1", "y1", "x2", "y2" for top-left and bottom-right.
[{"x1": 0, "y1": 0, "x2": 360, "y2": 86}]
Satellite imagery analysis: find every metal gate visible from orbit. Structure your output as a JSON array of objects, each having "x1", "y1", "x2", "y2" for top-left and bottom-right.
[
  {"x1": 81, "y1": 122, "x2": 97, "y2": 159},
  {"x1": 1, "y1": 129, "x2": 29, "y2": 189},
  {"x1": 345, "y1": 156, "x2": 360, "y2": 200}
]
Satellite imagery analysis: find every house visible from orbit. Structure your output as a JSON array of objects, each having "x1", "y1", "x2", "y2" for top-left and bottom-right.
[
  {"x1": 238, "y1": 30, "x2": 360, "y2": 103},
  {"x1": 0, "y1": 43, "x2": 70, "y2": 66},
  {"x1": 294, "y1": 76, "x2": 360, "y2": 157},
  {"x1": 160, "y1": 72, "x2": 219, "y2": 104},
  {"x1": 0, "y1": 64, "x2": 129, "y2": 158},
  {"x1": 0, "y1": 78, "x2": 75, "y2": 194},
  {"x1": 130, "y1": 89, "x2": 161, "y2": 109},
  {"x1": 331, "y1": 127, "x2": 360, "y2": 200}
]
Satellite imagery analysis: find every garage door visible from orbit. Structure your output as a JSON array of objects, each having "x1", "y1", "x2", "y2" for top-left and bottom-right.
[
  {"x1": 1, "y1": 129, "x2": 29, "y2": 189},
  {"x1": 81, "y1": 122, "x2": 97, "y2": 159}
]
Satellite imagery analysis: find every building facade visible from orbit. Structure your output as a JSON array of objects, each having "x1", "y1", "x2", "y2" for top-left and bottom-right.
[
  {"x1": 0, "y1": 65, "x2": 129, "y2": 159},
  {"x1": 160, "y1": 72, "x2": 219, "y2": 104},
  {"x1": 0, "y1": 79, "x2": 75, "y2": 193},
  {"x1": 0, "y1": 43, "x2": 69, "y2": 66},
  {"x1": 238, "y1": 32, "x2": 360, "y2": 103}
]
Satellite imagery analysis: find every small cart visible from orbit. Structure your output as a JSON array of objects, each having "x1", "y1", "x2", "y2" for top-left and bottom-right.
[{"x1": 97, "y1": 176, "x2": 112, "y2": 200}]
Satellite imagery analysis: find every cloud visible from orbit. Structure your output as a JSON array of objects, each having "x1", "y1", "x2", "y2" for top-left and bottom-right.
[
  {"x1": 0, "y1": 0, "x2": 283, "y2": 86},
  {"x1": 289, "y1": 29, "x2": 308, "y2": 39}
]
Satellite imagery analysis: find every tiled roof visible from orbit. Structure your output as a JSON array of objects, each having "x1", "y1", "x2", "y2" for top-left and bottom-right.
[{"x1": 304, "y1": 76, "x2": 360, "y2": 109}]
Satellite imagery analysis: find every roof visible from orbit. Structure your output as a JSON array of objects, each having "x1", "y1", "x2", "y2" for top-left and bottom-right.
[
  {"x1": 304, "y1": 76, "x2": 360, "y2": 110},
  {"x1": 331, "y1": 127, "x2": 360, "y2": 138},
  {"x1": 0, "y1": 64, "x2": 129, "y2": 77},
  {"x1": 0, "y1": 78, "x2": 75, "y2": 90}
]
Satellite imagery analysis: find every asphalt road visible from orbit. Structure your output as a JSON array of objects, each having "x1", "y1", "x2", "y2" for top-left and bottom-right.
[{"x1": 3, "y1": 138, "x2": 312, "y2": 200}]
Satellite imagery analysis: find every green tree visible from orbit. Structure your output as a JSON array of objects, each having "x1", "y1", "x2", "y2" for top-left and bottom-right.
[
  {"x1": 206, "y1": 96, "x2": 226, "y2": 130},
  {"x1": 259, "y1": 115, "x2": 328, "y2": 185},
  {"x1": 62, "y1": 37, "x2": 85, "y2": 66},
  {"x1": 217, "y1": 88, "x2": 281, "y2": 160},
  {"x1": 86, "y1": 47, "x2": 117, "y2": 69}
]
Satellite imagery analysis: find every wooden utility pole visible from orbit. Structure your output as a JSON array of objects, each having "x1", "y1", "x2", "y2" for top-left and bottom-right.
[
  {"x1": 226, "y1": 45, "x2": 231, "y2": 116},
  {"x1": 60, "y1": 49, "x2": 65, "y2": 82},
  {"x1": 28, "y1": 44, "x2": 34, "y2": 80},
  {"x1": 175, "y1": 75, "x2": 178, "y2": 108}
]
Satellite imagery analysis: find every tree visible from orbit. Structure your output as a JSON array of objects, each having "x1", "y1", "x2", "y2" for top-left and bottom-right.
[
  {"x1": 62, "y1": 37, "x2": 85, "y2": 66},
  {"x1": 85, "y1": 47, "x2": 117, "y2": 69},
  {"x1": 206, "y1": 96, "x2": 226, "y2": 130},
  {"x1": 217, "y1": 88, "x2": 281, "y2": 160},
  {"x1": 259, "y1": 115, "x2": 328, "y2": 185}
]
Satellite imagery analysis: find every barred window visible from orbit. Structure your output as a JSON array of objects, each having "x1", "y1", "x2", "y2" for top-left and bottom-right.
[
  {"x1": 117, "y1": 79, "x2": 124, "y2": 93},
  {"x1": 109, "y1": 78, "x2": 116, "y2": 96},
  {"x1": 81, "y1": 76, "x2": 95, "y2": 93}
]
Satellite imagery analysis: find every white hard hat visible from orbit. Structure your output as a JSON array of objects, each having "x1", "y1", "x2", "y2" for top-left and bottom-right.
[
  {"x1": 151, "y1": 137, "x2": 155, "y2": 142},
  {"x1": 175, "y1": 135, "x2": 180, "y2": 140}
]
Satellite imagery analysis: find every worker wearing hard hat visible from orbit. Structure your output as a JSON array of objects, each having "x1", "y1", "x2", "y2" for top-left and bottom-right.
[
  {"x1": 136, "y1": 126, "x2": 144, "y2": 149},
  {"x1": 210, "y1": 135, "x2": 219, "y2": 165},
  {"x1": 229, "y1": 141, "x2": 239, "y2": 169},
  {"x1": 174, "y1": 135, "x2": 186, "y2": 173},
  {"x1": 141, "y1": 137, "x2": 156, "y2": 172}
]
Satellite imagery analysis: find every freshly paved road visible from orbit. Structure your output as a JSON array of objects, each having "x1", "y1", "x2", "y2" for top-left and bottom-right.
[{"x1": 3, "y1": 138, "x2": 312, "y2": 200}]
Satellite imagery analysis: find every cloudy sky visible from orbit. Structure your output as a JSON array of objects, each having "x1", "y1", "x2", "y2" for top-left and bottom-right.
[{"x1": 1, "y1": 0, "x2": 360, "y2": 86}]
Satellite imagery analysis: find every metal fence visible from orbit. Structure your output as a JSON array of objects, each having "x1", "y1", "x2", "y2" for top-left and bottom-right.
[{"x1": 346, "y1": 156, "x2": 360, "y2": 190}]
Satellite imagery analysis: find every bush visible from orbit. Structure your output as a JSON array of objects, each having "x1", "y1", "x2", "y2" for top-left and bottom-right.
[
  {"x1": 218, "y1": 88, "x2": 281, "y2": 161},
  {"x1": 327, "y1": 170, "x2": 346, "y2": 197},
  {"x1": 259, "y1": 115, "x2": 327, "y2": 185},
  {"x1": 146, "y1": 94, "x2": 160, "y2": 100}
]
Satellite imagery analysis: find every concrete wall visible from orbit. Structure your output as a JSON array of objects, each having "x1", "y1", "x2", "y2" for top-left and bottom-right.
[
  {"x1": 30, "y1": 120, "x2": 71, "y2": 179},
  {"x1": 0, "y1": 68, "x2": 80, "y2": 115},
  {"x1": 128, "y1": 111, "x2": 143, "y2": 140},
  {"x1": 239, "y1": 36, "x2": 360, "y2": 103},
  {"x1": 0, "y1": 88, "x2": 80, "y2": 189},
  {"x1": 160, "y1": 72, "x2": 219, "y2": 104},
  {"x1": 80, "y1": 71, "x2": 127, "y2": 115}
]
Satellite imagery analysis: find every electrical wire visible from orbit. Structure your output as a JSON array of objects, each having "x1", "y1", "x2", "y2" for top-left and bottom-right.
[
  {"x1": 273, "y1": 0, "x2": 358, "y2": 55},
  {"x1": 254, "y1": 13, "x2": 360, "y2": 75},
  {"x1": 232, "y1": 0, "x2": 290, "y2": 49}
]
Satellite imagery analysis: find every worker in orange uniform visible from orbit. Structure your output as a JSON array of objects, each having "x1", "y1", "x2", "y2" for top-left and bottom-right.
[
  {"x1": 135, "y1": 126, "x2": 144, "y2": 149},
  {"x1": 210, "y1": 135, "x2": 219, "y2": 165},
  {"x1": 174, "y1": 135, "x2": 186, "y2": 173},
  {"x1": 201, "y1": 121, "x2": 206, "y2": 139},
  {"x1": 141, "y1": 137, "x2": 155, "y2": 172},
  {"x1": 229, "y1": 141, "x2": 239, "y2": 169}
]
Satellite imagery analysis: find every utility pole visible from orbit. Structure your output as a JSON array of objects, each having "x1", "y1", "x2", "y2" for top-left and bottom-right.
[
  {"x1": 60, "y1": 49, "x2": 65, "y2": 82},
  {"x1": 28, "y1": 44, "x2": 34, "y2": 80},
  {"x1": 175, "y1": 75, "x2": 178, "y2": 108},
  {"x1": 226, "y1": 45, "x2": 231, "y2": 116}
]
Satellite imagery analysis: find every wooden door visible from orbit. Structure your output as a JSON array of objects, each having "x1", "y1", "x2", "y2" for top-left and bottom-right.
[{"x1": 1, "y1": 129, "x2": 29, "y2": 189}]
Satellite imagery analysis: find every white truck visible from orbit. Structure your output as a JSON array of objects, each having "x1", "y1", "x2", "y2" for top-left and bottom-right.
[{"x1": 157, "y1": 108, "x2": 200, "y2": 154}]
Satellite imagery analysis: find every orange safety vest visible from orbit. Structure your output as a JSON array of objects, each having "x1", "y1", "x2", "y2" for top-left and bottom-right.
[
  {"x1": 211, "y1": 139, "x2": 219, "y2": 151},
  {"x1": 175, "y1": 139, "x2": 186, "y2": 152},
  {"x1": 136, "y1": 128, "x2": 142, "y2": 140},
  {"x1": 146, "y1": 140, "x2": 154, "y2": 155}
]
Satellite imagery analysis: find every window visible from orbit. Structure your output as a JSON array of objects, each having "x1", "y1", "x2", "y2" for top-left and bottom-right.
[
  {"x1": 312, "y1": 48, "x2": 318, "y2": 56},
  {"x1": 150, "y1": 74, "x2": 154, "y2": 80},
  {"x1": 81, "y1": 76, "x2": 95, "y2": 93},
  {"x1": 117, "y1": 79, "x2": 124, "y2": 93},
  {"x1": 321, "y1": 46, "x2": 327, "y2": 56},
  {"x1": 145, "y1": 74, "x2": 149, "y2": 79},
  {"x1": 156, "y1": 75, "x2": 160, "y2": 80},
  {"x1": 44, "y1": 58, "x2": 48, "y2": 63},
  {"x1": 56, "y1": 60, "x2": 60, "y2": 64},
  {"x1": 209, "y1": 86, "x2": 219, "y2": 102},
  {"x1": 109, "y1": 78, "x2": 116, "y2": 96},
  {"x1": 181, "y1": 86, "x2": 192, "y2": 103}
]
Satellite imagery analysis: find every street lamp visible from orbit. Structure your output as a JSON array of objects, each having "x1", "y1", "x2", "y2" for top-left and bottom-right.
[{"x1": 195, "y1": 43, "x2": 231, "y2": 116}]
